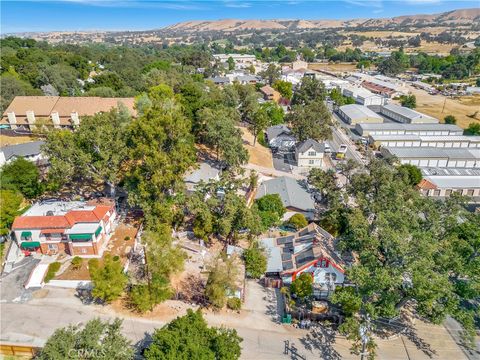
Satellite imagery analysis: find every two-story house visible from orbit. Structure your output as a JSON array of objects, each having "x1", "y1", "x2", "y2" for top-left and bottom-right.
[
  {"x1": 295, "y1": 139, "x2": 325, "y2": 167},
  {"x1": 11, "y1": 199, "x2": 116, "y2": 257}
]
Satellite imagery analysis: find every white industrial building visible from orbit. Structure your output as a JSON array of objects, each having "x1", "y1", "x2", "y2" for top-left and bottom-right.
[
  {"x1": 341, "y1": 85, "x2": 385, "y2": 106},
  {"x1": 338, "y1": 104, "x2": 384, "y2": 125},
  {"x1": 380, "y1": 104, "x2": 439, "y2": 124},
  {"x1": 418, "y1": 168, "x2": 480, "y2": 199},
  {"x1": 370, "y1": 135, "x2": 480, "y2": 149},
  {"x1": 355, "y1": 123, "x2": 463, "y2": 137},
  {"x1": 381, "y1": 147, "x2": 480, "y2": 168}
]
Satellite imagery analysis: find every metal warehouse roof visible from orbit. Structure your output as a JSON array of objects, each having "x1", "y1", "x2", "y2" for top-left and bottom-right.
[
  {"x1": 339, "y1": 104, "x2": 383, "y2": 120},
  {"x1": 370, "y1": 134, "x2": 421, "y2": 141},
  {"x1": 381, "y1": 104, "x2": 438, "y2": 121},
  {"x1": 371, "y1": 135, "x2": 480, "y2": 142},
  {"x1": 357, "y1": 123, "x2": 463, "y2": 131},
  {"x1": 385, "y1": 147, "x2": 479, "y2": 160},
  {"x1": 426, "y1": 176, "x2": 480, "y2": 189},
  {"x1": 421, "y1": 167, "x2": 480, "y2": 176}
]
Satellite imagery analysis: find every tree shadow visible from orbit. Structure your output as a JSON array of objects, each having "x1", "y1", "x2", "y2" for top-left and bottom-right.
[
  {"x1": 298, "y1": 326, "x2": 342, "y2": 360},
  {"x1": 403, "y1": 326, "x2": 437, "y2": 358},
  {"x1": 133, "y1": 332, "x2": 153, "y2": 360}
]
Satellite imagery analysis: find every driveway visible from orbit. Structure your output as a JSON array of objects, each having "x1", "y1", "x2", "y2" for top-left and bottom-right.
[{"x1": 0, "y1": 256, "x2": 39, "y2": 303}]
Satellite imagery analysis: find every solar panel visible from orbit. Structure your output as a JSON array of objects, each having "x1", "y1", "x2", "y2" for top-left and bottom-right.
[
  {"x1": 282, "y1": 261, "x2": 294, "y2": 270},
  {"x1": 282, "y1": 253, "x2": 292, "y2": 261},
  {"x1": 277, "y1": 235, "x2": 295, "y2": 245}
]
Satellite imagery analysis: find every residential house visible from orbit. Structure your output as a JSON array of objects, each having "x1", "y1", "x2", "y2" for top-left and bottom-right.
[
  {"x1": 11, "y1": 199, "x2": 116, "y2": 257},
  {"x1": 184, "y1": 162, "x2": 221, "y2": 192},
  {"x1": 1, "y1": 96, "x2": 136, "y2": 131},
  {"x1": 260, "y1": 85, "x2": 281, "y2": 103},
  {"x1": 265, "y1": 125, "x2": 296, "y2": 152},
  {"x1": 256, "y1": 176, "x2": 316, "y2": 220},
  {"x1": 295, "y1": 139, "x2": 325, "y2": 167},
  {"x1": 207, "y1": 76, "x2": 231, "y2": 86},
  {"x1": 261, "y1": 223, "x2": 345, "y2": 297},
  {"x1": 0, "y1": 141, "x2": 45, "y2": 167}
]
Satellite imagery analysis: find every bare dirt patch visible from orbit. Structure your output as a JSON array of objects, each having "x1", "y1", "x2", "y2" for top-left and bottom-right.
[
  {"x1": 0, "y1": 135, "x2": 38, "y2": 146},
  {"x1": 239, "y1": 126, "x2": 273, "y2": 168}
]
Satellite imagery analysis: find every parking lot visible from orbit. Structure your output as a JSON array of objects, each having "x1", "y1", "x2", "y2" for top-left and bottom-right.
[{"x1": 0, "y1": 256, "x2": 39, "y2": 303}]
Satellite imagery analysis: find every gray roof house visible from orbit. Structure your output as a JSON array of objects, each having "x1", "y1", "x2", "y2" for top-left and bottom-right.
[
  {"x1": 0, "y1": 141, "x2": 45, "y2": 167},
  {"x1": 184, "y1": 162, "x2": 221, "y2": 192},
  {"x1": 295, "y1": 139, "x2": 325, "y2": 168},
  {"x1": 256, "y1": 176, "x2": 316, "y2": 218},
  {"x1": 265, "y1": 125, "x2": 296, "y2": 152},
  {"x1": 206, "y1": 77, "x2": 231, "y2": 86}
]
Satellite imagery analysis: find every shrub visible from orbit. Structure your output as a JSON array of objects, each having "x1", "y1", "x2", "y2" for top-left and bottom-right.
[
  {"x1": 286, "y1": 213, "x2": 308, "y2": 230},
  {"x1": 88, "y1": 258, "x2": 100, "y2": 270},
  {"x1": 227, "y1": 297, "x2": 242, "y2": 311},
  {"x1": 71, "y1": 256, "x2": 83, "y2": 270},
  {"x1": 44, "y1": 262, "x2": 61, "y2": 283},
  {"x1": 291, "y1": 272, "x2": 313, "y2": 299},
  {"x1": 124, "y1": 236, "x2": 130, "y2": 241},
  {"x1": 113, "y1": 255, "x2": 120, "y2": 262}
]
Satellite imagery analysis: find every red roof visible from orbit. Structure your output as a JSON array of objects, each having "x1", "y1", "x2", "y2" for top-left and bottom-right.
[
  {"x1": 65, "y1": 210, "x2": 100, "y2": 225},
  {"x1": 93, "y1": 205, "x2": 111, "y2": 220},
  {"x1": 40, "y1": 228, "x2": 65, "y2": 234},
  {"x1": 12, "y1": 216, "x2": 71, "y2": 230},
  {"x1": 417, "y1": 178, "x2": 437, "y2": 190}
]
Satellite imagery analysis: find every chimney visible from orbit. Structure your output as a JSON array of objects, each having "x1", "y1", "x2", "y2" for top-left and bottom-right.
[
  {"x1": 51, "y1": 111, "x2": 61, "y2": 128},
  {"x1": 26, "y1": 110, "x2": 36, "y2": 128},
  {"x1": 71, "y1": 111, "x2": 80, "y2": 126},
  {"x1": 7, "y1": 112, "x2": 17, "y2": 129}
]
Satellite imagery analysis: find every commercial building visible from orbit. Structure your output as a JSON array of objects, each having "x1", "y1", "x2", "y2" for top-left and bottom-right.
[
  {"x1": 295, "y1": 139, "x2": 325, "y2": 167},
  {"x1": 1, "y1": 96, "x2": 136, "y2": 131},
  {"x1": 355, "y1": 123, "x2": 463, "y2": 137},
  {"x1": 261, "y1": 223, "x2": 344, "y2": 297},
  {"x1": 0, "y1": 141, "x2": 45, "y2": 167},
  {"x1": 370, "y1": 135, "x2": 480, "y2": 149},
  {"x1": 380, "y1": 104, "x2": 439, "y2": 124},
  {"x1": 417, "y1": 167, "x2": 480, "y2": 199},
  {"x1": 338, "y1": 104, "x2": 384, "y2": 125},
  {"x1": 11, "y1": 200, "x2": 116, "y2": 257},
  {"x1": 341, "y1": 85, "x2": 385, "y2": 106},
  {"x1": 381, "y1": 147, "x2": 480, "y2": 168}
]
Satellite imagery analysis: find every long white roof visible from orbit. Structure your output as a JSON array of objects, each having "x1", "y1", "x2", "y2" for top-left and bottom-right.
[
  {"x1": 339, "y1": 104, "x2": 383, "y2": 120},
  {"x1": 426, "y1": 176, "x2": 480, "y2": 189}
]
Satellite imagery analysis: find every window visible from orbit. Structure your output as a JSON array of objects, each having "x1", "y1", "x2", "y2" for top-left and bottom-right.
[
  {"x1": 433, "y1": 189, "x2": 441, "y2": 196},
  {"x1": 325, "y1": 273, "x2": 337, "y2": 283},
  {"x1": 81, "y1": 248, "x2": 87, "y2": 254},
  {"x1": 445, "y1": 189, "x2": 452, "y2": 196},
  {"x1": 466, "y1": 189, "x2": 474, "y2": 196},
  {"x1": 308, "y1": 151, "x2": 316, "y2": 156},
  {"x1": 309, "y1": 160, "x2": 315, "y2": 165},
  {"x1": 48, "y1": 244, "x2": 57, "y2": 251}
]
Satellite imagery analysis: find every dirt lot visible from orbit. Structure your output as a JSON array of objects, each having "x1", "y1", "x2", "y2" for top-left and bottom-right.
[
  {"x1": 239, "y1": 126, "x2": 273, "y2": 168},
  {"x1": 404, "y1": 86, "x2": 480, "y2": 128},
  {"x1": 0, "y1": 135, "x2": 39, "y2": 146}
]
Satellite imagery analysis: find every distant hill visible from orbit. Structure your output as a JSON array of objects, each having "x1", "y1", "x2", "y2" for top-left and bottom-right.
[{"x1": 164, "y1": 8, "x2": 480, "y2": 32}]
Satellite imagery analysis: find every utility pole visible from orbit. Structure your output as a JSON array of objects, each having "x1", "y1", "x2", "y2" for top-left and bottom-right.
[
  {"x1": 441, "y1": 96, "x2": 447, "y2": 114},
  {"x1": 359, "y1": 314, "x2": 371, "y2": 360},
  {"x1": 143, "y1": 243, "x2": 153, "y2": 311}
]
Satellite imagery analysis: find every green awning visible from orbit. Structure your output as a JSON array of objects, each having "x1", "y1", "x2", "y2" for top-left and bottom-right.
[
  {"x1": 21, "y1": 231, "x2": 32, "y2": 238},
  {"x1": 95, "y1": 226, "x2": 102, "y2": 237},
  {"x1": 69, "y1": 234, "x2": 92, "y2": 241},
  {"x1": 21, "y1": 241, "x2": 40, "y2": 249}
]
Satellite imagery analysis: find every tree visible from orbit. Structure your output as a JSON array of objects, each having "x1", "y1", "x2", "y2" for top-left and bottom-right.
[
  {"x1": 205, "y1": 256, "x2": 240, "y2": 309},
  {"x1": 201, "y1": 107, "x2": 248, "y2": 168},
  {"x1": 36, "y1": 318, "x2": 133, "y2": 360},
  {"x1": 227, "y1": 56, "x2": 235, "y2": 71},
  {"x1": 398, "y1": 164, "x2": 422, "y2": 186},
  {"x1": 400, "y1": 94, "x2": 416, "y2": 109},
  {"x1": 272, "y1": 80, "x2": 293, "y2": 99},
  {"x1": 0, "y1": 158, "x2": 43, "y2": 198},
  {"x1": 144, "y1": 309, "x2": 242, "y2": 360},
  {"x1": 261, "y1": 101, "x2": 284, "y2": 126},
  {"x1": 464, "y1": 122, "x2": 480, "y2": 135},
  {"x1": 286, "y1": 213, "x2": 308, "y2": 230},
  {"x1": 291, "y1": 76, "x2": 326, "y2": 106},
  {"x1": 248, "y1": 105, "x2": 270, "y2": 146},
  {"x1": 378, "y1": 49, "x2": 409, "y2": 76},
  {"x1": 291, "y1": 272, "x2": 313, "y2": 299},
  {"x1": 444, "y1": 115, "x2": 457, "y2": 124},
  {"x1": 0, "y1": 190, "x2": 23, "y2": 236},
  {"x1": 288, "y1": 100, "x2": 333, "y2": 142},
  {"x1": 243, "y1": 242, "x2": 267, "y2": 279},
  {"x1": 90, "y1": 254, "x2": 127, "y2": 303},
  {"x1": 259, "y1": 63, "x2": 280, "y2": 85},
  {"x1": 256, "y1": 194, "x2": 285, "y2": 218},
  {"x1": 43, "y1": 106, "x2": 132, "y2": 195},
  {"x1": 128, "y1": 273, "x2": 172, "y2": 313}
]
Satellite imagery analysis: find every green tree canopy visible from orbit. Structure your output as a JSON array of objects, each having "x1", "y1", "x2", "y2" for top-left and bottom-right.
[
  {"x1": 144, "y1": 309, "x2": 242, "y2": 360},
  {"x1": 1, "y1": 157, "x2": 43, "y2": 198},
  {"x1": 286, "y1": 213, "x2": 308, "y2": 230},
  {"x1": 291, "y1": 272, "x2": 313, "y2": 299},
  {"x1": 272, "y1": 80, "x2": 293, "y2": 99},
  {"x1": 243, "y1": 242, "x2": 267, "y2": 279},
  {"x1": 0, "y1": 190, "x2": 24, "y2": 236},
  {"x1": 399, "y1": 94, "x2": 417, "y2": 109},
  {"x1": 444, "y1": 115, "x2": 457, "y2": 124},
  {"x1": 36, "y1": 318, "x2": 133, "y2": 360},
  {"x1": 288, "y1": 100, "x2": 333, "y2": 142},
  {"x1": 291, "y1": 76, "x2": 326, "y2": 106},
  {"x1": 90, "y1": 254, "x2": 127, "y2": 303}
]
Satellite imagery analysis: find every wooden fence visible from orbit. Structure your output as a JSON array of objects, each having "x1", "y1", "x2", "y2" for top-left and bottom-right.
[{"x1": 0, "y1": 342, "x2": 40, "y2": 358}]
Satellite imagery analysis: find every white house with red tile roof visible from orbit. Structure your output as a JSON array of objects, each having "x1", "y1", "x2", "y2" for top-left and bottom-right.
[{"x1": 11, "y1": 199, "x2": 116, "y2": 257}]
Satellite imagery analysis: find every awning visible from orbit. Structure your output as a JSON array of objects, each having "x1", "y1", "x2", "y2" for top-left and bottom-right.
[
  {"x1": 69, "y1": 233, "x2": 92, "y2": 241},
  {"x1": 21, "y1": 231, "x2": 32, "y2": 238},
  {"x1": 40, "y1": 229, "x2": 65, "y2": 234},
  {"x1": 95, "y1": 226, "x2": 102, "y2": 237},
  {"x1": 21, "y1": 241, "x2": 40, "y2": 249}
]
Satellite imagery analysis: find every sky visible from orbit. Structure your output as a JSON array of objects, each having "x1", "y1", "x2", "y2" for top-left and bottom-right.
[{"x1": 1, "y1": 0, "x2": 477, "y2": 33}]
